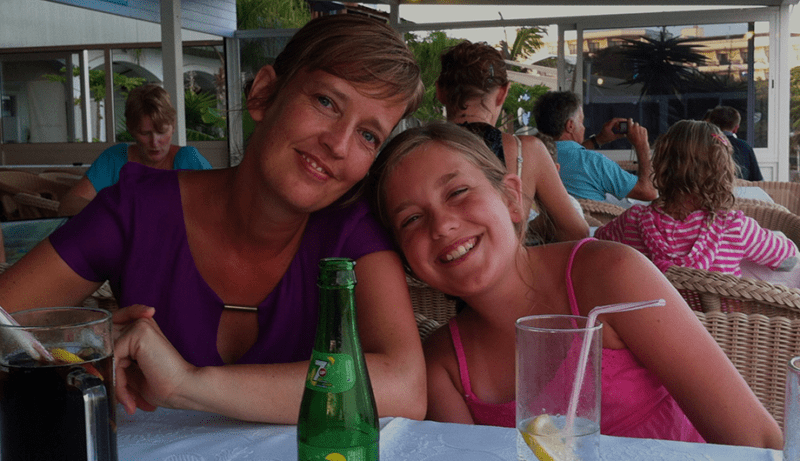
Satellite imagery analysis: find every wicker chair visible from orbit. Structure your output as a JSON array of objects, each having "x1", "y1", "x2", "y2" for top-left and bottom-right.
[
  {"x1": 406, "y1": 276, "x2": 457, "y2": 341},
  {"x1": 735, "y1": 202, "x2": 800, "y2": 248},
  {"x1": 38, "y1": 171, "x2": 82, "y2": 187},
  {"x1": 665, "y1": 265, "x2": 800, "y2": 318},
  {"x1": 0, "y1": 172, "x2": 71, "y2": 220},
  {"x1": 694, "y1": 310, "x2": 800, "y2": 427},
  {"x1": 665, "y1": 265, "x2": 800, "y2": 425},
  {"x1": 733, "y1": 197, "x2": 790, "y2": 214},
  {"x1": 576, "y1": 198, "x2": 626, "y2": 226},
  {"x1": 736, "y1": 179, "x2": 800, "y2": 216},
  {"x1": 12, "y1": 193, "x2": 60, "y2": 219}
]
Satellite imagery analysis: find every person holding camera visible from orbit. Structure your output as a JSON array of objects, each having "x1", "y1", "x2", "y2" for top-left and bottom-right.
[{"x1": 533, "y1": 91, "x2": 657, "y2": 202}]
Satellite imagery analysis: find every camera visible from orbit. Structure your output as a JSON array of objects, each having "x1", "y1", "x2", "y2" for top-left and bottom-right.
[{"x1": 613, "y1": 121, "x2": 628, "y2": 134}]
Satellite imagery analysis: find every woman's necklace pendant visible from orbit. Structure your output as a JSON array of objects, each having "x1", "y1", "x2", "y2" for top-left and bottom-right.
[{"x1": 223, "y1": 304, "x2": 258, "y2": 313}]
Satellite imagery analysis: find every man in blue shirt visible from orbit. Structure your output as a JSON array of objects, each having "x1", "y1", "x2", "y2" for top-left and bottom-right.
[
  {"x1": 533, "y1": 91, "x2": 657, "y2": 202},
  {"x1": 706, "y1": 105, "x2": 763, "y2": 181}
]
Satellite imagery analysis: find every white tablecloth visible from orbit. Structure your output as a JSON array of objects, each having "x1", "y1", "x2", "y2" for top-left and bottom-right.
[{"x1": 116, "y1": 407, "x2": 782, "y2": 460}]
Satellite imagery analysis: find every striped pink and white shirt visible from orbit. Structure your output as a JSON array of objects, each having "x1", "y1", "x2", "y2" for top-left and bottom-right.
[{"x1": 595, "y1": 204, "x2": 798, "y2": 276}]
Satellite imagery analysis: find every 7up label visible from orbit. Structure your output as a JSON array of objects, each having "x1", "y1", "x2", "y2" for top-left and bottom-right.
[{"x1": 305, "y1": 351, "x2": 357, "y2": 393}]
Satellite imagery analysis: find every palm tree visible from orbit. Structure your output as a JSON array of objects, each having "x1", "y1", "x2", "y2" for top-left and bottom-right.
[
  {"x1": 617, "y1": 28, "x2": 707, "y2": 101},
  {"x1": 499, "y1": 26, "x2": 546, "y2": 62}
]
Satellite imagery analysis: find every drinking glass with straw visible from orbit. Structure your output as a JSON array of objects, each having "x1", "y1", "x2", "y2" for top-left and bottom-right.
[
  {"x1": 515, "y1": 299, "x2": 664, "y2": 461},
  {"x1": 0, "y1": 305, "x2": 53, "y2": 362}
]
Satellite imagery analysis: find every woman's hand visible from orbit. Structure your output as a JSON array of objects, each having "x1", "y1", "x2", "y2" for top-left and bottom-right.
[{"x1": 113, "y1": 306, "x2": 197, "y2": 415}]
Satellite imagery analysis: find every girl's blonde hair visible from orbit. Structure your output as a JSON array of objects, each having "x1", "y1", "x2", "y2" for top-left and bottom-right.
[
  {"x1": 651, "y1": 120, "x2": 736, "y2": 218},
  {"x1": 370, "y1": 122, "x2": 526, "y2": 253}
]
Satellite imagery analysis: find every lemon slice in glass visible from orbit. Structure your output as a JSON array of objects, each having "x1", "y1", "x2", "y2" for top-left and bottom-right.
[
  {"x1": 520, "y1": 414, "x2": 574, "y2": 461},
  {"x1": 50, "y1": 348, "x2": 84, "y2": 363}
]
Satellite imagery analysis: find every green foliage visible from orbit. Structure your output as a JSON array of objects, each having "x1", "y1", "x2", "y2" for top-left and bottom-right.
[
  {"x1": 237, "y1": 0, "x2": 310, "y2": 30},
  {"x1": 184, "y1": 88, "x2": 225, "y2": 140},
  {"x1": 237, "y1": 0, "x2": 310, "y2": 79},
  {"x1": 405, "y1": 31, "x2": 463, "y2": 122},
  {"x1": 792, "y1": 67, "x2": 800, "y2": 131},
  {"x1": 501, "y1": 83, "x2": 549, "y2": 130},
  {"x1": 43, "y1": 68, "x2": 145, "y2": 105}
]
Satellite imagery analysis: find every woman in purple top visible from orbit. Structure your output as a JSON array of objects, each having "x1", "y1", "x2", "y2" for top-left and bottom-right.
[{"x1": 0, "y1": 15, "x2": 426, "y2": 424}]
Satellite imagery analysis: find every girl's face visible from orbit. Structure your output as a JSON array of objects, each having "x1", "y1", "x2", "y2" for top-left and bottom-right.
[
  {"x1": 248, "y1": 67, "x2": 407, "y2": 214},
  {"x1": 131, "y1": 116, "x2": 174, "y2": 167},
  {"x1": 383, "y1": 142, "x2": 523, "y2": 298}
]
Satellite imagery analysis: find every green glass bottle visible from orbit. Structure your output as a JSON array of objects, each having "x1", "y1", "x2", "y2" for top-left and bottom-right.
[{"x1": 297, "y1": 258, "x2": 379, "y2": 461}]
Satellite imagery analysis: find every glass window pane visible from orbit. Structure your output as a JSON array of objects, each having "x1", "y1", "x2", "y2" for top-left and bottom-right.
[
  {"x1": 1, "y1": 53, "x2": 78, "y2": 143},
  {"x1": 581, "y1": 22, "x2": 769, "y2": 150}
]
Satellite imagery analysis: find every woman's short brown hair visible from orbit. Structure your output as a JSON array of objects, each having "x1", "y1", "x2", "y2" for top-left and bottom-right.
[
  {"x1": 651, "y1": 120, "x2": 737, "y2": 217},
  {"x1": 124, "y1": 83, "x2": 177, "y2": 133},
  {"x1": 254, "y1": 15, "x2": 424, "y2": 120}
]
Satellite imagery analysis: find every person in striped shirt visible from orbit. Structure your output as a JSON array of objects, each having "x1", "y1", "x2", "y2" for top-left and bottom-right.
[{"x1": 595, "y1": 120, "x2": 797, "y2": 276}]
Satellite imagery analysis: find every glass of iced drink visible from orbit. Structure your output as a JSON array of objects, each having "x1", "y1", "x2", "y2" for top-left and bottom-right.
[
  {"x1": 0, "y1": 307, "x2": 117, "y2": 461},
  {"x1": 785, "y1": 356, "x2": 800, "y2": 461},
  {"x1": 515, "y1": 315, "x2": 601, "y2": 461}
]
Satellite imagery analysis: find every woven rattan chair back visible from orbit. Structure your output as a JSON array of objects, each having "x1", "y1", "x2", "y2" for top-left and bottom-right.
[
  {"x1": 12, "y1": 193, "x2": 60, "y2": 219},
  {"x1": 733, "y1": 197, "x2": 790, "y2": 214},
  {"x1": 406, "y1": 276, "x2": 457, "y2": 341},
  {"x1": 0, "y1": 171, "x2": 70, "y2": 220},
  {"x1": 665, "y1": 265, "x2": 800, "y2": 318},
  {"x1": 38, "y1": 171, "x2": 82, "y2": 187},
  {"x1": 576, "y1": 198, "x2": 626, "y2": 226},
  {"x1": 736, "y1": 179, "x2": 800, "y2": 216},
  {"x1": 695, "y1": 310, "x2": 800, "y2": 428}
]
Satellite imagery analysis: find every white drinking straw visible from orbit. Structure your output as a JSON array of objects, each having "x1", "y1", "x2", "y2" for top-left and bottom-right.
[
  {"x1": 0, "y1": 306, "x2": 54, "y2": 363},
  {"x1": 563, "y1": 299, "x2": 666, "y2": 436}
]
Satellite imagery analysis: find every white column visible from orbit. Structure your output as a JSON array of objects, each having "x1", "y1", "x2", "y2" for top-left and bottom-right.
[{"x1": 161, "y1": 0, "x2": 186, "y2": 146}]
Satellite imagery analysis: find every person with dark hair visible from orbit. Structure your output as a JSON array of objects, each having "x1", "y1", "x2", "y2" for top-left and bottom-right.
[
  {"x1": 706, "y1": 105, "x2": 763, "y2": 181},
  {"x1": 0, "y1": 15, "x2": 427, "y2": 423},
  {"x1": 58, "y1": 83, "x2": 212, "y2": 216},
  {"x1": 533, "y1": 90, "x2": 657, "y2": 202},
  {"x1": 436, "y1": 41, "x2": 588, "y2": 242}
]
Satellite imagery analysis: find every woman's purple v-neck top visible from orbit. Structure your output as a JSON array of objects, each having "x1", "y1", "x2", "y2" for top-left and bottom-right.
[{"x1": 49, "y1": 162, "x2": 393, "y2": 366}]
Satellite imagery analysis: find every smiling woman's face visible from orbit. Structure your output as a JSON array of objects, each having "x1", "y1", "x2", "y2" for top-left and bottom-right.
[
  {"x1": 382, "y1": 141, "x2": 522, "y2": 298},
  {"x1": 246, "y1": 67, "x2": 408, "y2": 214}
]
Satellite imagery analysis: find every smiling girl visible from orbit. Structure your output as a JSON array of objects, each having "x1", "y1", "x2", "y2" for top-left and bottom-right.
[{"x1": 369, "y1": 121, "x2": 782, "y2": 449}]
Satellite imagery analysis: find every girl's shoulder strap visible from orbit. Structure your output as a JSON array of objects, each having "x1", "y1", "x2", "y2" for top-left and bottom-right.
[
  {"x1": 512, "y1": 135, "x2": 523, "y2": 177},
  {"x1": 565, "y1": 238, "x2": 596, "y2": 316},
  {"x1": 448, "y1": 318, "x2": 474, "y2": 397}
]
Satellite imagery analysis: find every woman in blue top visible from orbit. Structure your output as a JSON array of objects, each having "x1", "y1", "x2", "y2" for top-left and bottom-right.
[{"x1": 58, "y1": 83, "x2": 212, "y2": 215}]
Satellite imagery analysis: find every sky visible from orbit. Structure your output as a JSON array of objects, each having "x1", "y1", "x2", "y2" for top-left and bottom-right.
[{"x1": 376, "y1": 4, "x2": 800, "y2": 48}]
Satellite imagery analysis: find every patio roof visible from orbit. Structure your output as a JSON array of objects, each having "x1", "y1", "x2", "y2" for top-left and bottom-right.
[{"x1": 11, "y1": 0, "x2": 800, "y2": 179}]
